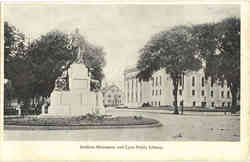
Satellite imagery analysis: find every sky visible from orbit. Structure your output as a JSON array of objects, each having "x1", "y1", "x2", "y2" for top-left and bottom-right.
[{"x1": 4, "y1": 4, "x2": 240, "y2": 89}]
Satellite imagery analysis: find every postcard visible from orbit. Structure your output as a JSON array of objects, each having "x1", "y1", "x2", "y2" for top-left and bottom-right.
[{"x1": 1, "y1": 1, "x2": 248, "y2": 160}]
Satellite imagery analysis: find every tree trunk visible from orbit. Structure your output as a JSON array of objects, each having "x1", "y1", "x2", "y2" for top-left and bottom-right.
[
  {"x1": 21, "y1": 98, "x2": 30, "y2": 116},
  {"x1": 230, "y1": 83, "x2": 238, "y2": 113},
  {"x1": 173, "y1": 87, "x2": 178, "y2": 114},
  {"x1": 32, "y1": 96, "x2": 35, "y2": 106},
  {"x1": 172, "y1": 75, "x2": 179, "y2": 114}
]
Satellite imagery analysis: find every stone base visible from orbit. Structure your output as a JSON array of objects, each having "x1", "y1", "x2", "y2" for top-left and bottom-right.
[
  {"x1": 43, "y1": 90, "x2": 106, "y2": 116},
  {"x1": 47, "y1": 105, "x2": 94, "y2": 116},
  {"x1": 45, "y1": 90, "x2": 96, "y2": 116},
  {"x1": 126, "y1": 103, "x2": 141, "y2": 108}
]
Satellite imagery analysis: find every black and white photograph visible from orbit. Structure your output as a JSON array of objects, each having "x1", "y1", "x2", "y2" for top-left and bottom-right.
[{"x1": 3, "y1": 3, "x2": 241, "y2": 142}]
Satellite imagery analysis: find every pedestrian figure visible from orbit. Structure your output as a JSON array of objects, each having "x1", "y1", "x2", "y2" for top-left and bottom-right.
[
  {"x1": 17, "y1": 104, "x2": 21, "y2": 116},
  {"x1": 224, "y1": 105, "x2": 228, "y2": 116},
  {"x1": 180, "y1": 100, "x2": 184, "y2": 115},
  {"x1": 42, "y1": 100, "x2": 49, "y2": 114}
]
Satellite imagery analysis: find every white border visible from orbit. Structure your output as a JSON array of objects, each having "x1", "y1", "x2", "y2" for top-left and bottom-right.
[
  {"x1": 0, "y1": 2, "x2": 4, "y2": 161},
  {"x1": 1, "y1": 1, "x2": 248, "y2": 161}
]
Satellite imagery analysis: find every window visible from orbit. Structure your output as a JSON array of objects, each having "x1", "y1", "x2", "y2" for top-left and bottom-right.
[
  {"x1": 221, "y1": 80, "x2": 224, "y2": 88},
  {"x1": 211, "y1": 79, "x2": 214, "y2": 87},
  {"x1": 201, "y1": 90, "x2": 205, "y2": 96},
  {"x1": 131, "y1": 91, "x2": 134, "y2": 102},
  {"x1": 156, "y1": 90, "x2": 158, "y2": 96},
  {"x1": 222, "y1": 102, "x2": 225, "y2": 107},
  {"x1": 179, "y1": 101, "x2": 181, "y2": 106},
  {"x1": 192, "y1": 90, "x2": 195, "y2": 96},
  {"x1": 108, "y1": 94, "x2": 111, "y2": 98},
  {"x1": 156, "y1": 77, "x2": 158, "y2": 86},
  {"x1": 211, "y1": 91, "x2": 213, "y2": 97},
  {"x1": 211, "y1": 102, "x2": 215, "y2": 107},
  {"x1": 201, "y1": 102, "x2": 206, "y2": 107},
  {"x1": 227, "y1": 91, "x2": 230, "y2": 98},
  {"x1": 152, "y1": 90, "x2": 154, "y2": 96},
  {"x1": 159, "y1": 76, "x2": 162, "y2": 86},
  {"x1": 132, "y1": 80, "x2": 134, "y2": 89},
  {"x1": 192, "y1": 76, "x2": 195, "y2": 87},
  {"x1": 179, "y1": 90, "x2": 182, "y2": 96},
  {"x1": 140, "y1": 89, "x2": 142, "y2": 102},
  {"x1": 159, "y1": 101, "x2": 160, "y2": 106},
  {"x1": 227, "y1": 102, "x2": 231, "y2": 107},
  {"x1": 160, "y1": 89, "x2": 162, "y2": 95},
  {"x1": 152, "y1": 77, "x2": 154, "y2": 87},
  {"x1": 202, "y1": 77, "x2": 204, "y2": 87},
  {"x1": 193, "y1": 101, "x2": 196, "y2": 107},
  {"x1": 155, "y1": 101, "x2": 157, "y2": 106},
  {"x1": 221, "y1": 91, "x2": 224, "y2": 98}
]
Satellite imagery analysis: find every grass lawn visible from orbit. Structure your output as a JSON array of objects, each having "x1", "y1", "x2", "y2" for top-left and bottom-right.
[{"x1": 4, "y1": 115, "x2": 159, "y2": 127}]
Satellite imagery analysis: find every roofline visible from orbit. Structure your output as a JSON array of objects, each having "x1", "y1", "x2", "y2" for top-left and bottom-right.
[{"x1": 124, "y1": 66, "x2": 138, "y2": 74}]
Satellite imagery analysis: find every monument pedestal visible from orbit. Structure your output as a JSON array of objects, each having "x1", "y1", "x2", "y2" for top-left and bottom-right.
[
  {"x1": 94, "y1": 91, "x2": 105, "y2": 115},
  {"x1": 47, "y1": 91, "x2": 97, "y2": 116},
  {"x1": 42, "y1": 63, "x2": 105, "y2": 117}
]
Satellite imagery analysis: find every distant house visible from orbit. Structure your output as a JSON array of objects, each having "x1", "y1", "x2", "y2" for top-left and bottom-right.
[{"x1": 102, "y1": 85, "x2": 123, "y2": 107}]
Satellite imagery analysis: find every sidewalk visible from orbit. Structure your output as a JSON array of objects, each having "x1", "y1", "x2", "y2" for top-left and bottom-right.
[
  {"x1": 112, "y1": 108, "x2": 173, "y2": 114},
  {"x1": 112, "y1": 107, "x2": 238, "y2": 116}
]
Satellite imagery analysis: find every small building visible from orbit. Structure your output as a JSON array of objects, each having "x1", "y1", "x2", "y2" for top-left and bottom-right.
[{"x1": 102, "y1": 85, "x2": 123, "y2": 107}]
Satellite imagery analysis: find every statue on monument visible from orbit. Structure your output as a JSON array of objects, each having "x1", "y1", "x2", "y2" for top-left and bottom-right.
[
  {"x1": 71, "y1": 27, "x2": 85, "y2": 64},
  {"x1": 54, "y1": 27, "x2": 85, "y2": 91},
  {"x1": 75, "y1": 46, "x2": 84, "y2": 64}
]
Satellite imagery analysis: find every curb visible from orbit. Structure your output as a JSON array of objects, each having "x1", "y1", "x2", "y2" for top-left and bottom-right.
[
  {"x1": 113, "y1": 108, "x2": 172, "y2": 114},
  {"x1": 4, "y1": 122, "x2": 162, "y2": 130}
]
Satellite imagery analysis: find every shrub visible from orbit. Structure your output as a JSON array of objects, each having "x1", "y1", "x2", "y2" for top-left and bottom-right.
[
  {"x1": 85, "y1": 113, "x2": 105, "y2": 121},
  {"x1": 230, "y1": 105, "x2": 240, "y2": 114},
  {"x1": 134, "y1": 115, "x2": 143, "y2": 120},
  {"x1": 96, "y1": 115, "x2": 105, "y2": 121},
  {"x1": 86, "y1": 113, "x2": 96, "y2": 121},
  {"x1": 4, "y1": 108, "x2": 18, "y2": 115},
  {"x1": 142, "y1": 102, "x2": 151, "y2": 107}
]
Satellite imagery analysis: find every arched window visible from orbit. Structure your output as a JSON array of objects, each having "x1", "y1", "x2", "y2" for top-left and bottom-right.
[
  {"x1": 192, "y1": 76, "x2": 195, "y2": 87},
  {"x1": 202, "y1": 77, "x2": 204, "y2": 87}
]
